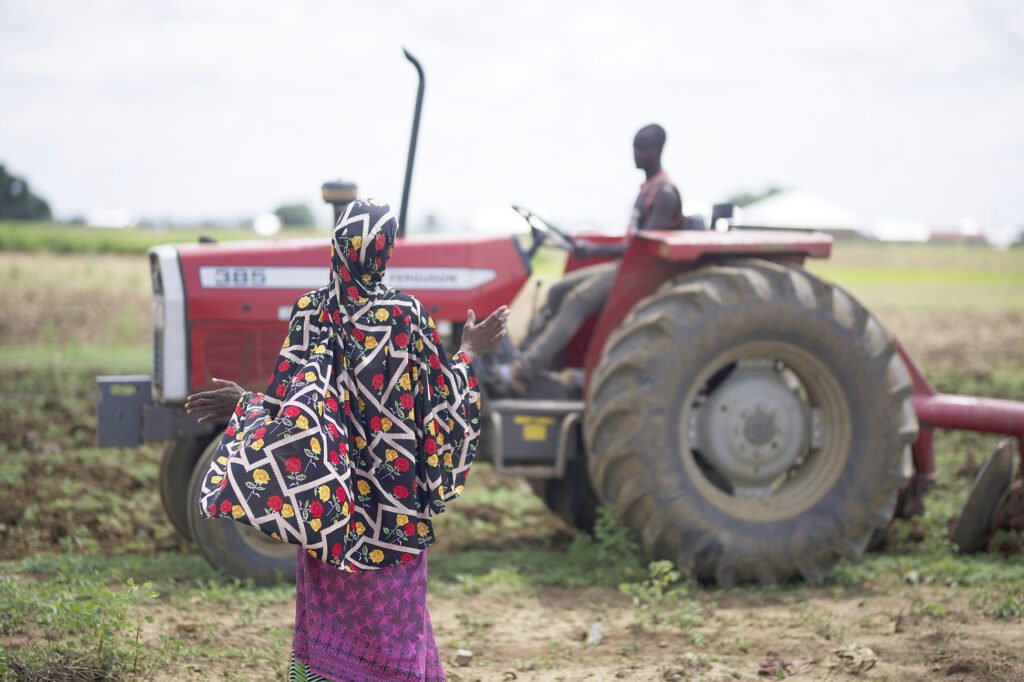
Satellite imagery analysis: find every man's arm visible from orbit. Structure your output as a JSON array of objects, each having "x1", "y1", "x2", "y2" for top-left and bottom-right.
[
  {"x1": 574, "y1": 242, "x2": 627, "y2": 260},
  {"x1": 574, "y1": 186, "x2": 685, "y2": 260},
  {"x1": 645, "y1": 186, "x2": 683, "y2": 230}
]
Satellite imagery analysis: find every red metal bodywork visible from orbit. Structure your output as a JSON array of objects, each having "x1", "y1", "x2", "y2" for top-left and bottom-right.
[
  {"x1": 176, "y1": 234, "x2": 527, "y2": 393},
  {"x1": 578, "y1": 229, "x2": 833, "y2": 375}
]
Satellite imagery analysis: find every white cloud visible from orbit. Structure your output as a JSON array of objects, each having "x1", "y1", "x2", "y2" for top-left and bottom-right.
[{"x1": 1, "y1": 0, "x2": 1021, "y2": 237}]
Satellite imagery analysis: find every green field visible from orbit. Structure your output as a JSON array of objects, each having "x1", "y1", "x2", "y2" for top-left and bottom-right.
[
  {"x1": 1, "y1": 239, "x2": 1023, "y2": 680},
  {"x1": 809, "y1": 241, "x2": 1024, "y2": 312},
  {"x1": 0, "y1": 221, "x2": 324, "y2": 255}
]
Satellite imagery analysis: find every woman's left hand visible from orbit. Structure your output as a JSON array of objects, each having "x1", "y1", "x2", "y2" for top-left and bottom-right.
[
  {"x1": 459, "y1": 306, "x2": 509, "y2": 362},
  {"x1": 185, "y1": 378, "x2": 245, "y2": 424}
]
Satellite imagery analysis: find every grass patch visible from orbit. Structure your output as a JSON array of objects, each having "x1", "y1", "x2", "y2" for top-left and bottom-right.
[
  {"x1": 430, "y1": 507, "x2": 646, "y2": 596},
  {"x1": 0, "y1": 252, "x2": 149, "y2": 293},
  {"x1": 0, "y1": 363, "x2": 148, "y2": 452},
  {"x1": 0, "y1": 553, "x2": 295, "y2": 681},
  {"x1": 2, "y1": 553, "x2": 295, "y2": 608},
  {"x1": 0, "y1": 222, "x2": 324, "y2": 255},
  {"x1": 824, "y1": 241, "x2": 1024, "y2": 272},
  {"x1": 0, "y1": 363, "x2": 178, "y2": 560},
  {"x1": 0, "y1": 570, "x2": 170, "y2": 681},
  {"x1": 808, "y1": 242, "x2": 1024, "y2": 312},
  {"x1": 808, "y1": 269, "x2": 1024, "y2": 312},
  {"x1": 0, "y1": 345, "x2": 150, "y2": 373},
  {"x1": 9, "y1": 553, "x2": 215, "y2": 586},
  {"x1": 0, "y1": 443, "x2": 178, "y2": 561},
  {"x1": 928, "y1": 368, "x2": 1024, "y2": 400}
]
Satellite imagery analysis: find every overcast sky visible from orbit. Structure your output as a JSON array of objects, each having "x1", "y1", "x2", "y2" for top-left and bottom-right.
[{"x1": 2, "y1": 0, "x2": 1022, "y2": 239}]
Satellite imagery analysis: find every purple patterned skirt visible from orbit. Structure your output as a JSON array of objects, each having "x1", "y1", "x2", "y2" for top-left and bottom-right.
[{"x1": 291, "y1": 547, "x2": 445, "y2": 682}]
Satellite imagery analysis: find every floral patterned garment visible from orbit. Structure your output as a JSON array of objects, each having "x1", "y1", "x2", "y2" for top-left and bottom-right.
[{"x1": 199, "y1": 199, "x2": 481, "y2": 571}]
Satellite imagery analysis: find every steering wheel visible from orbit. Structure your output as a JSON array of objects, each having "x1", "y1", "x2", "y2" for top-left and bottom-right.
[{"x1": 512, "y1": 205, "x2": 577, "y2": 255}]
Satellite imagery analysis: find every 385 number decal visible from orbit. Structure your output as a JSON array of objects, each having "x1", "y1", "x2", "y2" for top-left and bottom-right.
[{"x1": 203, "y1": 267, "x2": 267, "y2": 288}]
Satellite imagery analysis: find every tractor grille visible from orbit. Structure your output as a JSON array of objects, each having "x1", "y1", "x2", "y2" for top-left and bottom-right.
[
  {"x1": 203, "y1": 328, "x2": 284, "y2": 391},
  {"x1": 149, "y1": 252, "x2": 165, "y2": 399},
  {"x1": 152, "y1": 327, "x2": 164, "y2": 396}
]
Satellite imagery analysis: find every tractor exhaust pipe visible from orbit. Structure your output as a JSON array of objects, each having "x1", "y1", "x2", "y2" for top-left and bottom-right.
[{"x1": 398, "y1": 48, "x2": 425, "y2": 238}]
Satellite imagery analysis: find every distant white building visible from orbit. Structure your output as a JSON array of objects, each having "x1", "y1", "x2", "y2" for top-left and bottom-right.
[
  {"x1": 927, "y1": 217, "x2": 988, "y2": 245},
  {"x1": 872, "y1": 216, "x2": 989, "y2": 244},
  {"x1": 86, "y1": 209, "x2": 137, "y2": 229},
  {"x1": 870, "y1": 219, "x2": 930, "y2": 242},
  {"x1": 737, "y1": 189, "x2": 866, "y2": 236}
]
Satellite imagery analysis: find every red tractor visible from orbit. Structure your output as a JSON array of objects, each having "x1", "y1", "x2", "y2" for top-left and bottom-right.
[
  {"x1": 97, "y1": 197, "x2": 1024, "y2": 585},
  {"x1": 97, "y1": 56, "x2": 1024, "y2": 586}
]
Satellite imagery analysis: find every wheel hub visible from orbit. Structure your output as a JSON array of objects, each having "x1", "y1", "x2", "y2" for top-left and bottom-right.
[
  {"x1": 743, "y1": 411, "x2": 776, "y2": 445},
  {"x1": 690, "y1": 362, "x2": 812, "y2": 495}
]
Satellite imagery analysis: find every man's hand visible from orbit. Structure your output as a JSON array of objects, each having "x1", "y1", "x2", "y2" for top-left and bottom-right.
[
  {"x1": 459, "y1": 306, "x2": 510, "y2": 362},
  {"x1": 572, "y1": 241, "x2": 626, "y2": 261},
  {"x1": 185, "y1": 378, "x2": 245, "y2": 424},
  {"x1": 572, "y1": 242, "x2": 596, "y2": 260}
]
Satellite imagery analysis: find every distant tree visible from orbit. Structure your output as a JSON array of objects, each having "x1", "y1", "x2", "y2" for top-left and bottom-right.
[
  {"x1": 726, "y1": 186, "x2": 784, "y2": 208},
  {"x1": 273, "y1": 203, "x2": 314, "y2": 227},
  {"x1": 0, "y1": 164, "x2": 52, "y2": 220}
]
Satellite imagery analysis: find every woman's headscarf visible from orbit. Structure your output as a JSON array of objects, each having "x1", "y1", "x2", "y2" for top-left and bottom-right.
[{"x1": 199, "y1": 199, "x2": 481, "y2": 571}]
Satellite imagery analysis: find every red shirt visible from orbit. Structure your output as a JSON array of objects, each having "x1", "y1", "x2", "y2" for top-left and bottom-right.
[{"x1": 627, "y1": 170, "x2": 684, "y2": 234}]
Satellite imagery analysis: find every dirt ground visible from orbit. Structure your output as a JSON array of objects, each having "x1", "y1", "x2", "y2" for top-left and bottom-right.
[
  {"x1": 3, "y1": 249, "x2": 1023, "y2": 681},
  {"x1": 872, "y1": 308, "x2": 1024, "y2": 376},
  {"x1": 143, "y1": 581, "x2": 1024, "y2": 681}
]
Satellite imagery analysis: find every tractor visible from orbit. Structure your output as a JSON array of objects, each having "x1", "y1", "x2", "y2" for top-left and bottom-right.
[{"x1": 96, "y1": 53, "x2": 1024, "y2": 586}]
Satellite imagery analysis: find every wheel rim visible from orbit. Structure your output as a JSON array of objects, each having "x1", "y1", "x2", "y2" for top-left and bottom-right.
[{"x1": 680, "y1": 340, "x2": 852, "y2": 523}]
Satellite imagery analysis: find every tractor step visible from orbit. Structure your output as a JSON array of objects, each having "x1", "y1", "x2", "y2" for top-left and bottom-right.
[{"x1": 487, "y1": 399, "x2": 584, "y2": 478}]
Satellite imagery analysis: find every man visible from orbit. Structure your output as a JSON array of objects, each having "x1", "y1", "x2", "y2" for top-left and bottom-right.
[{"x1": 499, "y1": 123, "x2": 689, "y2": 392}]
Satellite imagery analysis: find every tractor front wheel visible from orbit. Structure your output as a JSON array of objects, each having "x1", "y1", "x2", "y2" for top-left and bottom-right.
[
  {"x1": 159, "y1": 437, "x2": 207, "y2": 541},
  {"x1": 585, "y1": 260, "x2": 916, "y2": 585},
  {"x1": 186, "y1": 433, "x2": 297, "y2": 584}
]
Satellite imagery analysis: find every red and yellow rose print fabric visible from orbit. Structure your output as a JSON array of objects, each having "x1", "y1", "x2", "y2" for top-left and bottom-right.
[{"x1": 198, "y1": 200, "x2": 481, "y2": 572}]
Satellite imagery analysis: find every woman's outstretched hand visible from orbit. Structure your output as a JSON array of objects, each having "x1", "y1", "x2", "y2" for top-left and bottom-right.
[
  {"x1": 185, "y1": 378, "x2": 245, "y2": 424},
  {"x1": 459, "y1": 306, "x2": 510, "y2": 362}
]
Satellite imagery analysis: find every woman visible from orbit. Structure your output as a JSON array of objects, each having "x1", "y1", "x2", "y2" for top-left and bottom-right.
[{"x1": 185, "y1": 199, "x2": 509, "y2": 681}]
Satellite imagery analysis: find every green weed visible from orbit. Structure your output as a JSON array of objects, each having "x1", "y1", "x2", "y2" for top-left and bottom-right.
[
  {"x1": 454, "y1": 611, "x2": 493, "y2": 636},
  {"x1": 0, "y1": 571, "x2": 176, "y2": 680},
  {"x1": 431, "y1": 565, "x2": 528, "y2": 598},
  {"x1": 991, "y1": 593, "x2": 1023, "y2": 620},
  {"x1": 620, "y1": 560, "x2": 706, "y2": 640},
  {"x1": 565, "y1": 506, "x2": 646, "y2": 587},
  {"x1": 911, "y1": 598, "x2": 950, "y2": 618}
]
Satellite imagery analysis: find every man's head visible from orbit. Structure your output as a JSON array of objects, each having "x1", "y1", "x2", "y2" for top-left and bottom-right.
[{"x1": 633, "y1": 124, "x2": 666, "y2": 172}]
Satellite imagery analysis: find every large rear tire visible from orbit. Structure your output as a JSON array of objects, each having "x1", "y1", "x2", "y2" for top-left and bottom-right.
[
  {"x1": 159, "y1": 438, "x2": 207, "y2": 541},
  {"x1": 585, "y1": 260, "x2": 917, "y2": 585},
  {"x1": 186, "y1": 433, "x2": 297, "y2": 584}
]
